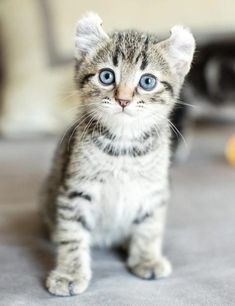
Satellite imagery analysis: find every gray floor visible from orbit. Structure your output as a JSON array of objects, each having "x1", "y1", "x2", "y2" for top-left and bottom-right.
[{"x1": 0, "y1": 125, "x2": 235, "y2": 306}]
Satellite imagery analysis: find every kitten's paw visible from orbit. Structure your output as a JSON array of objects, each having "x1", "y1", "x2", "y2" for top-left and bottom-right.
[
  {"x1": 46, "y1": 270, "x2": 90, "y2": 296},
  {"x1": 128, "y1": 257, "x2": 172, "y2": 280}
]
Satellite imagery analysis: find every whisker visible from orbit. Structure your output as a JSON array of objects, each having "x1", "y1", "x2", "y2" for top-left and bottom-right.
[
  {"x1": 79, "y1": 112, "x2": 99, "y2": 146},
  {"x1": 175, "y1": 100, "x2": 196, "y2": 108},
  {"x1": 59, "y1": 110, "x2": 96, "y2": 145},
  {"x1": 167, "y1": 119, "x2": 187, "y2": 147},
  {"x1": 67, "y1": 111, "x2": 97, "y2": 151}
]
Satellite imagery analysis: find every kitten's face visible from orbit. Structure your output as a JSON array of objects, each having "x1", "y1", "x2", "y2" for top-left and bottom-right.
[{"x1": 75, "y1": 13, "x2": 195, "y2": 135}]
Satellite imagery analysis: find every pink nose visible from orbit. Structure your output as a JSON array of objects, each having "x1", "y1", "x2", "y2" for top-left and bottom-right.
[{"x1": 116, "y1": 99, "x2": 131, "y2": 108}]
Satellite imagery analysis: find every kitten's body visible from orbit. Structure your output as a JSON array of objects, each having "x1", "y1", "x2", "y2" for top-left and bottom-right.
[
  {"x1": 42, "y1": 119, "x2": 170, "y2": 247},
  {"x1": 41, "y1": 13, "x2": 195, "y2": 296}
]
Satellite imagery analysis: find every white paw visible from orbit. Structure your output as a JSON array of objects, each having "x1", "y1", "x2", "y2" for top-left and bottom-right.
[
  {"x1": 46, "y1": 270, "x2": 90, "y2": 296},
  {"x1": 128, "y1": 257, "x2": 172, "y2": 280}
]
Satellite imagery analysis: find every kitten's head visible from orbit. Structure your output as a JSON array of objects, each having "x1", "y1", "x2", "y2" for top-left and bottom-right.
[{"x1": 74, "y1": 12, "x2": 195, "y2": 136}]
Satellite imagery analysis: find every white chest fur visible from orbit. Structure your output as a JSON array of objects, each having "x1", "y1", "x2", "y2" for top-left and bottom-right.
[{"x1": 85, "y1": 149, "x2": 169, "y2": 247}]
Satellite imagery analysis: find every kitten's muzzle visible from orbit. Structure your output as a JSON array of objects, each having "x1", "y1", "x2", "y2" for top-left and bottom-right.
[{"x1": 116, "y1": 99, "x2": 131, "y2": 109}]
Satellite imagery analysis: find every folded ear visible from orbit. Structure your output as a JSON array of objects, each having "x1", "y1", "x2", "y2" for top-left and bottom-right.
[
  {"x1": 74, "y1": 12, "x2": 109, "y2": 59},
  {"x1": 158, "y1": 25, "x2": 196, "y2": 78}
]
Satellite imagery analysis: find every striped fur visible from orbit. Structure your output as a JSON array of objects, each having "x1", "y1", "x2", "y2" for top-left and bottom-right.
[{"x1": 40, "y1": 13, "x2": 195, "y2": 296}]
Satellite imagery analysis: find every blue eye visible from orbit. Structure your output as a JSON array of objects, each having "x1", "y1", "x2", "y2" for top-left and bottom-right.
[
  {"x1": 99, "y1": 69, "x2": 115, "y2": 85},
  {"x1": 139, "y1": 74, "x2": 157, "y2": 91}
]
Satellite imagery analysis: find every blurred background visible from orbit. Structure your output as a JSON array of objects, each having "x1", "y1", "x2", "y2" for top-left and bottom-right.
[{"x1": 0, "y1": 1, "x2": 235, "y2": 304}]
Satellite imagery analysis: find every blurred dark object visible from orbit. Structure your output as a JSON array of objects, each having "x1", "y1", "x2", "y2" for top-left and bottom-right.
[
  {"x1": 171, "y1": 37, "x2": 235, "y2": 152},
  {"x1": 186, "y1": 38, "x2": 235, "y2": 105}
]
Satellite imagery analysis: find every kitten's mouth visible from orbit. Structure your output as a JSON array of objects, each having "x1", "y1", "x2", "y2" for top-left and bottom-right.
[{"x1": 115, "y1": 109, "x2": 133, "y2": 117}]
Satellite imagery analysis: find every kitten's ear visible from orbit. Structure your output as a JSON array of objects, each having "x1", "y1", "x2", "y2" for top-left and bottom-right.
[
  {"x1": 158, "y1": 25, "x2": 195, "y2": 77},
  {"x1": 74, "y1": 12, "x2": 109, "y2": 59}
]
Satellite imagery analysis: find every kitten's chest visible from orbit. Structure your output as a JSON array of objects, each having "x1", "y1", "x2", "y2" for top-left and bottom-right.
[
  {"x1": 79, "y1": 140, "x2": 169, "y2": 246},
  {"x1": 91, "y1": 159, "x2": 158, "y2": 246}
]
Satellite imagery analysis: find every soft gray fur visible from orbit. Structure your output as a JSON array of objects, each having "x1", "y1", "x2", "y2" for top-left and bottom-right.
[{"x1": 40, "y1": 12, "x2": 195, "y2": 296}]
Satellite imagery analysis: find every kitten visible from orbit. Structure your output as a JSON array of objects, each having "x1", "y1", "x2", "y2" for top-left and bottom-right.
[{"x1": 40, "y1": 12, "x2": 195, "y2": 296}]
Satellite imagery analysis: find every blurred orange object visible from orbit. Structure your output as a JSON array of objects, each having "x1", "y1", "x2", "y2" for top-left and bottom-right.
[{"x1": 225, "y1": 135, "x2": 235, "y2": 166}]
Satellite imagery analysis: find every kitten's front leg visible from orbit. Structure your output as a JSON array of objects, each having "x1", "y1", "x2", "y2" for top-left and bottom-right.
[
  {"x1": 127, "y1": 204, "x2": 172, "y2": 280},
  {"x1": 46, "y1": 195, "x2": 92, "y2": 296}
]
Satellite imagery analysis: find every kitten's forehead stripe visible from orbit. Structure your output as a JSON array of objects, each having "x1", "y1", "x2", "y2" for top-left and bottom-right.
[
  {"x1": 112, "y1": 47, "x2": 126, "y2": 67},
  {"x1": 135, "y1": 53, "x2": 142, "y2": 64},
  {"x1": 112, "y1": 47, "x2": 119, "y2": 66},
  {"x1": 111, "y1": 31, "x2": 152, "y2": 69},
  {"x1": 140, "y1": 36, "x2": 149, "y2": 70},
  {"x1": 112, "y1": 32, "x2": 122, "y2": 66}
]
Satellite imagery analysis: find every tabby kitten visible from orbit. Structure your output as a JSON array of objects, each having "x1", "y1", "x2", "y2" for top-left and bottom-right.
[{"x1": 41, "y1": 13, "x2": 195, "y2": 296}]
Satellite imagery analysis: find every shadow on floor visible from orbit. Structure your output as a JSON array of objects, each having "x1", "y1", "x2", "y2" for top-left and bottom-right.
[{"x1": 1, "y1": 209, "x2": 54, "y2": 287}]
